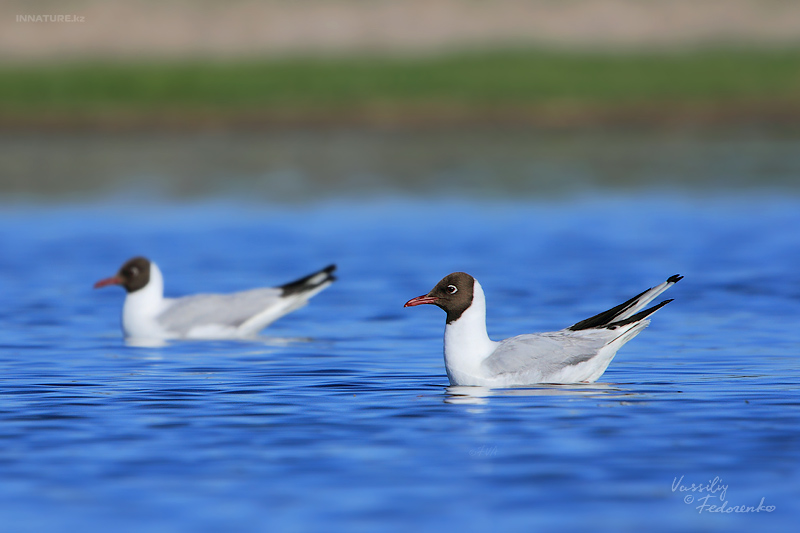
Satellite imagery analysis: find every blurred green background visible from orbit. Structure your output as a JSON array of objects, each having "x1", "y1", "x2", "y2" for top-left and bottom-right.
[{"x1": 2, "y1": 0, "x2": 800, "y2": 200}]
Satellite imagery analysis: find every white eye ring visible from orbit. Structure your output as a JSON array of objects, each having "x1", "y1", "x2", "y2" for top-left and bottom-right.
[
  {"x1": 130, "y1": 267, "x2": 139, "y2": 275},
  {"x1": 447, "y1": 285, "x2": 458, "y2": 294}
]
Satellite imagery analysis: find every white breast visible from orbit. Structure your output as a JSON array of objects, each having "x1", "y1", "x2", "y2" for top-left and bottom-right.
[
  {"x1": 442, "y1": 279, "x2": 499, "y2": 386},
  {"x1": 121, "y1": 262, "x2": 171, "y2": 339}
]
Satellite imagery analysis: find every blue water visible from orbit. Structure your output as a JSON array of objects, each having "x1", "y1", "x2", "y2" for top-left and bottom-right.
[{"x1": 1, "y1": 195, "x2": 799, "y2": 532}]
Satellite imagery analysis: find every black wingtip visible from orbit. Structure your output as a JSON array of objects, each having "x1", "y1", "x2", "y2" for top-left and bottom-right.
[
  {"x1": 607, "y1": 298, "x2": 674, "y2": 329},
  {"x1": 568, "y1": 276, "x2": 681, "y2": 331},
  {"x1": 323, "y1": 265, "x2": 337, "y2": 285},
  {"x1": 279, "y1": 264, "x2": 337, "y2": 296}
]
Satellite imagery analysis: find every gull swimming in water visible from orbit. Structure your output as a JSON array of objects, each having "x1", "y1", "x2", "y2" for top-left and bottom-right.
[
  {"x1": 95, "y1": 256, "x2": 336, "y2": 341},
  {"x1": 405, "y1": 272, "x2": 681, "y2": 386}
]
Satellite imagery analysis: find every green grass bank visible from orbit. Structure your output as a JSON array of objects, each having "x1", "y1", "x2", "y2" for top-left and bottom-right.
[{"x1": 2, "y1": 49, "x2": 799, "y2": 128}]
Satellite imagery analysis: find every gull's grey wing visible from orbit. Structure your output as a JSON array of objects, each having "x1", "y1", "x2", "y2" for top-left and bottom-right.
[
  {"x1": 479, "y1": 276, "x2": 682, "y2": 384},
  {"x1": 482, "y1": 330, "x2": 614, "y2": 381},
  {"x1": 157, "y1": 288, "x2": 283, "y2": 336}
]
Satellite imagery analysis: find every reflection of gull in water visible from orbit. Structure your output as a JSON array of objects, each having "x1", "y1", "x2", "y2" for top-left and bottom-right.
[
  {"x1": 124, "y1": 335, "x2": 313, "y2": 349},
  {"x1": 444, "y1": 382, "x2": 634, "y2": 405},
  {"x1": 125, "y1": 337, "x2": 169, "y2": 348}
]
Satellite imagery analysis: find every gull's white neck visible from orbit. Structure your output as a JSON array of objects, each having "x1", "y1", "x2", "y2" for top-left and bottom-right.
[
  {"x1": 122, "y1": 261, "x2": 168, "y2": 338},
  {"x1": 443, "y1": 279, "x2": 498, "y2": 385}
]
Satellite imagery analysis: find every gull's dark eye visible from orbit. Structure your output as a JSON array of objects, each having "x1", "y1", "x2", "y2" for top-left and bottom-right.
[
  {"x1": 447, "y1": 284, "x2": 458, "y2": 294},
  {"x1": 130, "y1": 267, "x2": 139, "y2": 276}
]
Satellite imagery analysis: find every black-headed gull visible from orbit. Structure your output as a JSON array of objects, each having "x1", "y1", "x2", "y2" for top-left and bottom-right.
[
  {"x1": 94, "y1": 256, "x2": 336, "y2": 340},
  {"x1": 405, "y1": 272, "x2": 681, "y2": 386}
]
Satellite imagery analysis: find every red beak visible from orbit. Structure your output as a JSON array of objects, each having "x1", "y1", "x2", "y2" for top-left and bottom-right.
[
  {"x1": 404, "y1": 295, "x2": 439, "y2": 307},
  {"x1": 93, "y1": 275, "x2": 122, "y2": 289}
]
